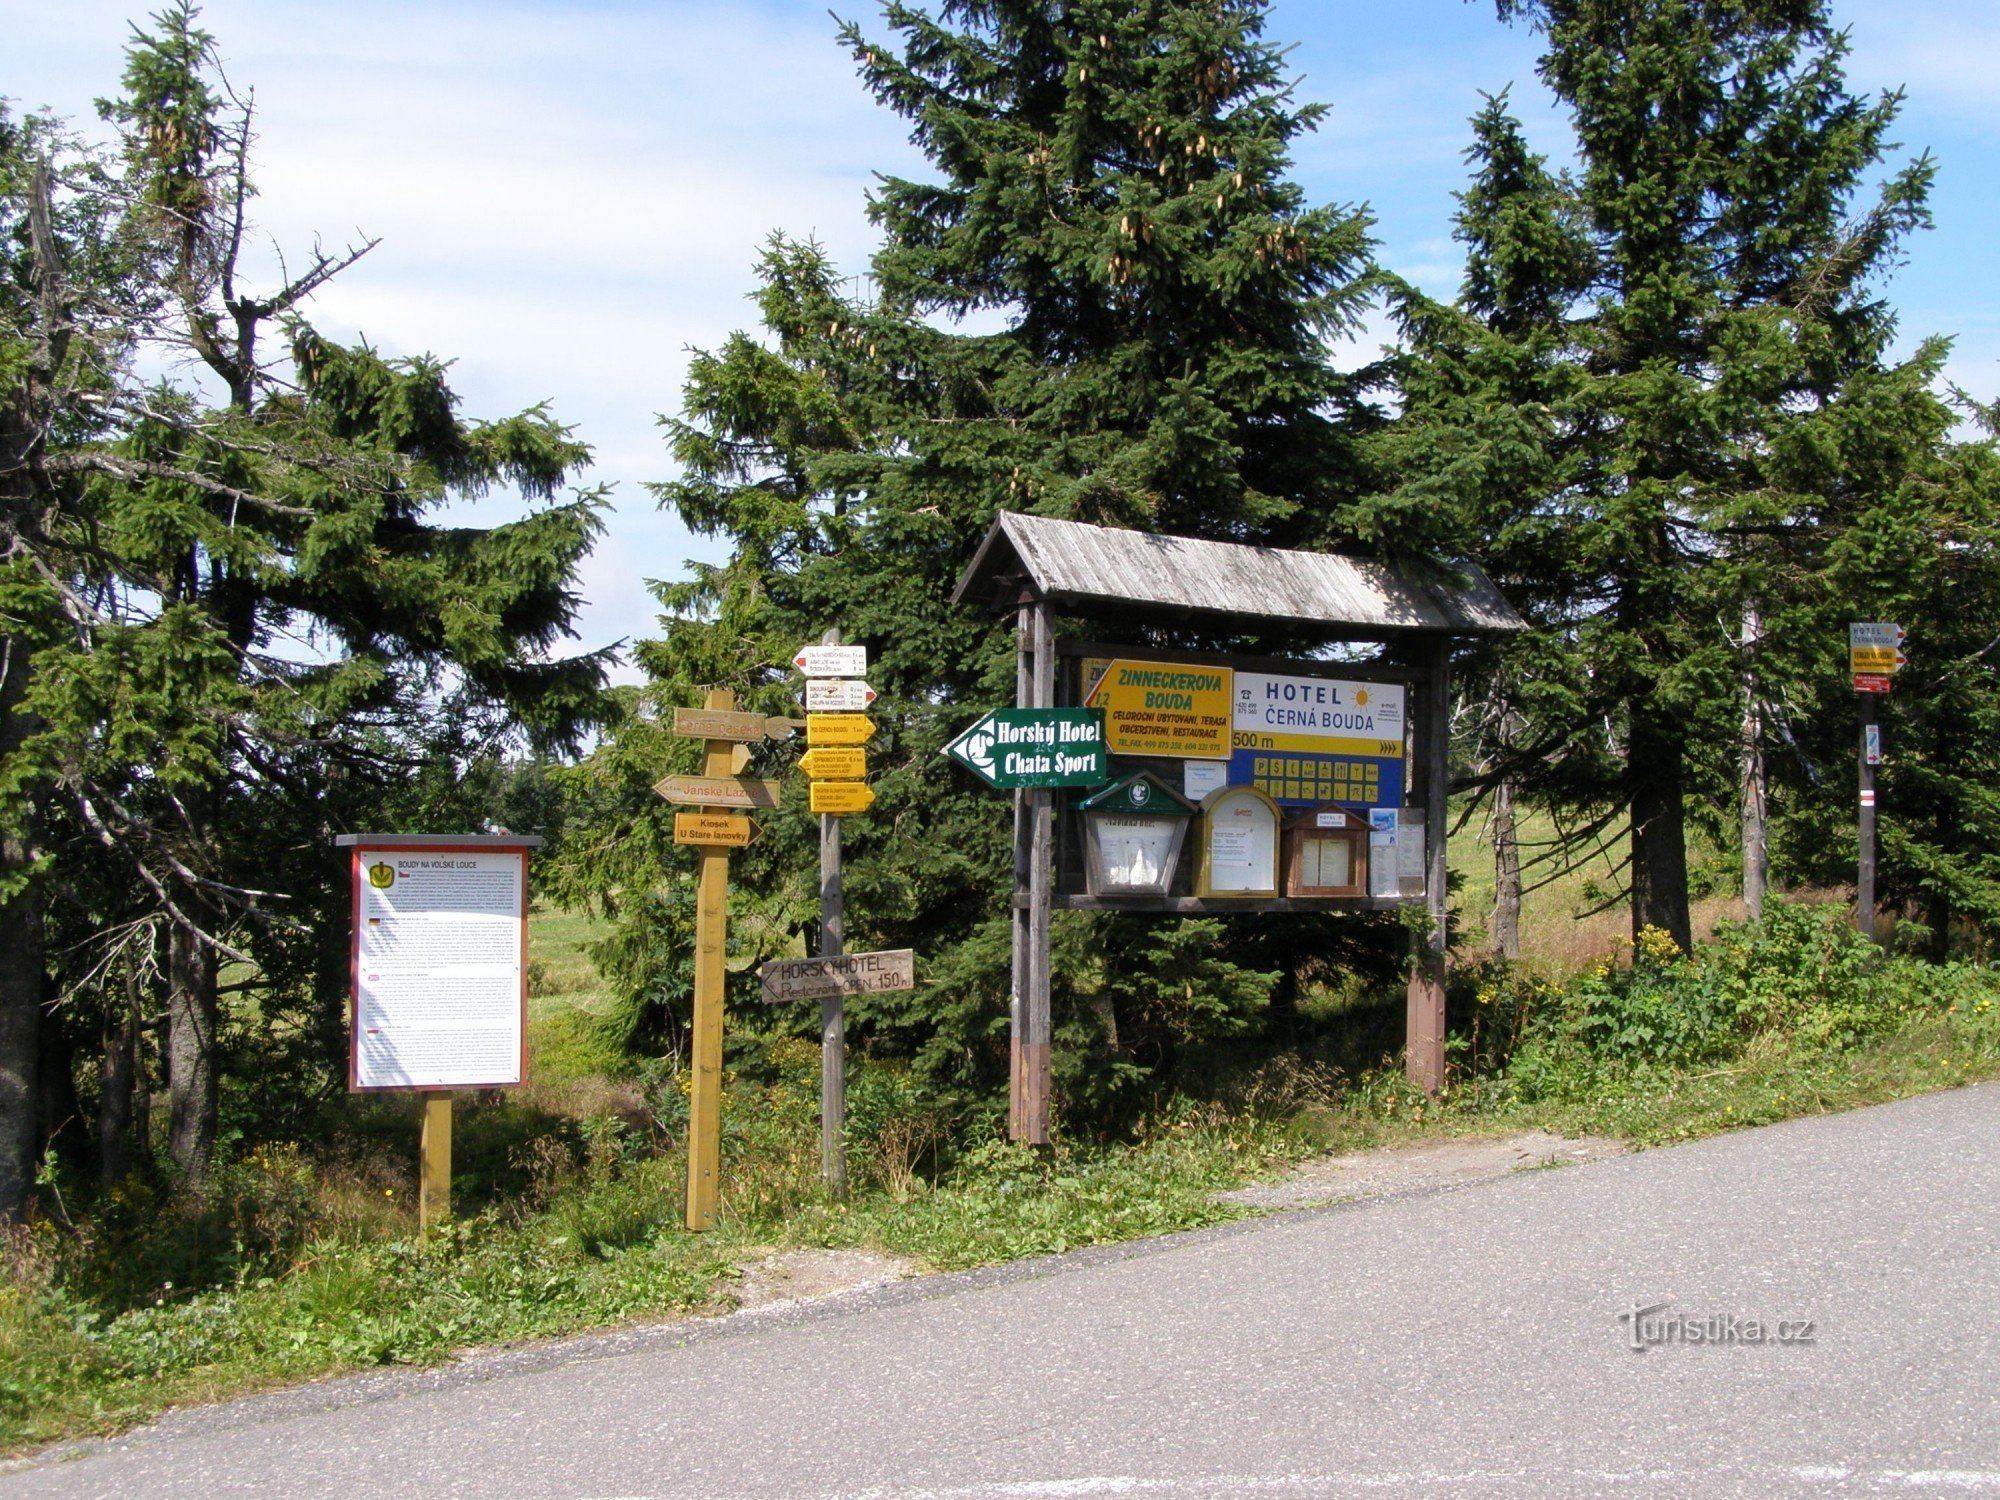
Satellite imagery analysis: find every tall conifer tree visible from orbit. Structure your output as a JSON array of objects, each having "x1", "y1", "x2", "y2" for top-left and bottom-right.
[
  {"x1": 563, "y1": 1, "x2": 1388, "y2": 1123},
  {"x1": 1383, "y1": 1, "x2": 1933, "y2": 947}
]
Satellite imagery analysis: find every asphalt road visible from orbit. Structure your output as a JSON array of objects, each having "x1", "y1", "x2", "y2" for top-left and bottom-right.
[{"x1": 8, "y1": 1082, "x2": 1999, "y2": 1499}]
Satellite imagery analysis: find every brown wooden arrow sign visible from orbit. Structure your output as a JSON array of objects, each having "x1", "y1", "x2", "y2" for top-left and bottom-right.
[
  {"x1": 673, "y1": 708, "x2": 805, "y2": 743},
  {"x1": 654, "y1": 774, "x2": 783, "y2": 809}
]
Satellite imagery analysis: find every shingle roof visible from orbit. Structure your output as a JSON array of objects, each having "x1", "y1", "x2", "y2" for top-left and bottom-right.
[{"x1": 952, "y1": 512, "x2": 1525, "y2": 635}]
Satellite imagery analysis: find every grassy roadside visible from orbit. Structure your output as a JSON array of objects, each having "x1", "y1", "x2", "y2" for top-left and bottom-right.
[{"x1": 6, "y1": 904, "x2": 2000, "y2": 1456}]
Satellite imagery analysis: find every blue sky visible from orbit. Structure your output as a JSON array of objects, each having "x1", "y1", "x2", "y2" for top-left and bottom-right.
[{"x1": 13, "y1": 1, "x2": 2000, "y2": 678}]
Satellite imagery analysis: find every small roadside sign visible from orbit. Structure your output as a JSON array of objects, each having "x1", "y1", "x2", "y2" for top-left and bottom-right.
[
  {"x1": 943, "y1": 708, "x2": 1110, "y2": 789},
  {"x1": 673, "y1": 812, "x2": 759, "y2": 848},
  {"x1": 807, "y1": 713, "x2": 876, "y2": 747},
  {"x1": 760, "y1": 948, "x2": 914, "y2": 1004},
  {"x1": 805, "y1": 678, "x2": 877, "y2": 712},
  {"x1": 1849, "y1": 622, "x2": 1906, "y2": 647},
  {"x1": 653, "y1": 775, "x2": 784, "y2": 809},
  {"x1": 800, "y1": 747, "x2": 867, "y2": 780},
  {"x1": 794, "y1": 644, "x2": 868, "y2": 678},
  {"x1": 810, "y1": 781, "x2": 875, "y2": 815},
  {"x1": 1085, "y1": 659, "x2": 1233, "y2": 759},
  {"x1": 1850, "y1": 647, "x2": 1907, "y2": 674},
  {"x1": 1854, "y1": 675, "x2": 1893, "y2": 695},
  {"x1": 1865, "y1": 724, "x2": 1882, "y2": 765}
]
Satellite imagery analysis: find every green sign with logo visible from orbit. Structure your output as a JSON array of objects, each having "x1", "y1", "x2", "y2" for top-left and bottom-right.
[
  {"x1": 1079, "y1": 771, "x2": 1197, "y2": 817},
  {"x1": 943, "y1": 709, "x2": 1110, "y2": 790}
]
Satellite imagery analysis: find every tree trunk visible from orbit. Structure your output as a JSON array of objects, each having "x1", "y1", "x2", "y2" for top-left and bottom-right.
[
  {"x1": 166, "y1": 921, "x2": 219, "y2": 1189},
  {"x1": 99, "y1": 975, "x2": 143, "y2": 1187},
  {"x1": 1492, "y1": 772, "x2": 1522, "y2": 959},
  {"x1": 1739, "y1": 602, "x2": 1768, "y2": 921},
  {"x1": 1628, "y1": 712, "x2": 1693, "y2": 951},
  {"x1": 0, "y1": 644, "x2": 43, "y2": 1222},
  {"x1": 36, "y1": 1003, "x2": 82, "y2": 1174}
]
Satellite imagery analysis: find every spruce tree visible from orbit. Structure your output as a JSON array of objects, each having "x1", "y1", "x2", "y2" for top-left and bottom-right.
[
  {"x1": 563, "y1": 1, "x2": 1388, "y2": 1127},
  {"x1": 1385, "y1": 2, "x2": 1933, "y2": 948},
  {"x1": 1, "y1": 5, "x2": 609, "y2": 1196}
]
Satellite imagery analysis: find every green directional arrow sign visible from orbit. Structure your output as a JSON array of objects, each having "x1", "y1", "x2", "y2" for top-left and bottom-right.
[{"x1": 943, "y1": 708, "x2": 1111, "y2": 790}]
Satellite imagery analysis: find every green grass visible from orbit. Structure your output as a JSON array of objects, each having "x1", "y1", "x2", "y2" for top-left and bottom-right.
[{"x1": 8, "y1": 902, "x2": 2000, "y2": 1457}]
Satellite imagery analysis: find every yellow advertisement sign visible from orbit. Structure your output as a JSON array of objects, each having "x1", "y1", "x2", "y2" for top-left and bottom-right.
[{"x1": 1084, "y1": 659, "x2": 1234, "y2": 760}]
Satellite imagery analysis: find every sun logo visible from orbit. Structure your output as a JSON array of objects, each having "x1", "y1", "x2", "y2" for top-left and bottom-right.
[{"x1": 1355, "y1": 689, "x2": 1370, "y2": 707}]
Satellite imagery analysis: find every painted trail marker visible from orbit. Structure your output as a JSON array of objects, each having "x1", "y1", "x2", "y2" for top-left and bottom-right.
[
  {"x1": 794, "y1": 644, "x2": 869, "y2": 678},
  {"x1": 943, "y1": 708, "x2": 1109, "y2": 789},
  {"x1": 653, "y1": 775, "x2": 783, "y2": 810},
  {"x1": 761, "y1": 949, "x2": 914, "y2": 1003},
  {"x1": 806, "y1": 679, "x2": 877, "y2": 712},
  {"x1": 806, "y1": 713, "x2": 876, "y2": 747},
  {"x1": 800, "y1": 747, "x2": 867, "y2": 780},
  {"x1": 810, "y1": 781, "x2": 875, "y2": 815},
  {"x1": 673, "y1": 812, "x2": 759, "y2": 848}
]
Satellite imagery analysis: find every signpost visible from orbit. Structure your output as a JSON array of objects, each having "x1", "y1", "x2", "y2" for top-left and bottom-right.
[
  {"x1": 800, "y1": 747, "x2": 867, "y2": 780},
  {"x1": 652, "y1": 774, "x2": 783, "y2": 810},
  {"x1": 805, "y1": 713, "x2": 876, "y2": 748},
  {"x1": 793, "y1": 644, "x2": 869, "y2": 678},
  {"x1": 1851, "y1": 623, "x2": 1904, "y2": 943},
  {"x1": 338, "y1": 832, "x2": 542, "y2": 1240},
  {"x1": 673, "y1": 812, "x2": 758, "y2": 848},
  {"x1": 672, "y1": 707, "x2": 800, "y2": 742},
  {"x1": 760, "y1": 949, "x2": 915, "y2": 1003},
  {"x1": 810, "y1": 782, "x2": 876, "y2": 814},
  {"x1": 943, "y1": 708, "x2": 1110, "y2": 789},
  {"x1": 805, "y1": 679, "x2": 877, "y2": 713},
  {"x1": 653, "y1": 689, "x2": 766, "y2": 1230}
]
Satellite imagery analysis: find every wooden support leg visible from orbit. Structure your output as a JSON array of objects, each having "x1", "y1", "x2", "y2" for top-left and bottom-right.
[
  {"x1": 686, "y1": 688, "x2": 737, "y2": 1231},
  {"x1": 419, "y1": 1092, "x2": 451, "y2": 1240}
]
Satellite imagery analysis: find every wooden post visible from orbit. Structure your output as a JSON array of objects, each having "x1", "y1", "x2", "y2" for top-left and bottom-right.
[
  {"x1": 1023, "y1": 601, "x2": 1054, "y2": 1145},
  {"x1": 686, "y1": 687, "x2": 735, "y2": 1231},
  {"x1": 817, "y1": 628, "x2": 848, "y2": 1195},
  {"x1": 1406, "y1": 639, "x2": 1451, "y2": 1094},
  {"x1": 419, "y1": 1091, "x2": 451, "y2": 1240},
  {"x1": 1010, "y1": 604, "x2": 1033, "y2": 1141},
  {"x1": 1007, "y1": 597, "x2": 1054, "y2": 1145},
  {"x1": 1858, "y1": 692, "x2": 1878, "y2": 943}
]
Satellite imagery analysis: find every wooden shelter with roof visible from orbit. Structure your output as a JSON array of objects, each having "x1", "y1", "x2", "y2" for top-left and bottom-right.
[{"x1": 952, "y1": 512, "x2": 1526, "y2": 1143}]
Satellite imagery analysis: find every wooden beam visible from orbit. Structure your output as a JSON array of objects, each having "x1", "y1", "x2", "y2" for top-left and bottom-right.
[
  {"x1": 1406, "y1": 638, "x2": 1451, "y2": 1094},
  {"x1": 686, "y1": 687, "x2": 736, "y2": 1231},
  {"x1": 419, "y1": 1091, "x2": 451, "y2": 1240},
  {"x1": 1022, "y1": 600, "x2": 1055, "y2": 1145}
]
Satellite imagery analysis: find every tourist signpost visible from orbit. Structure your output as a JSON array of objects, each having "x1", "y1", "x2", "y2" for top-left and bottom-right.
[
  {"x1": 943, "y1": 708, "x2": 1110, "y2": 790},
  {"x1": 1851, "y1": 623, "x2": 1905, "y2": 942}
]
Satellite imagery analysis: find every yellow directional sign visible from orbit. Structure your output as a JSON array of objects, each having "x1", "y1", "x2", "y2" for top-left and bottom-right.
[
  {"x1": 1085, "y1": 658, "x2": 1234, "y2": 759},
  {"x1": 1849, "y1": 645, "x2": 1907, "y2": 674},
  {"x1": 653, "y1": 775, "x2": 783, "y2": 810},
  {"x1": 810, "y1": 781, "x2": 876, "y2": 815},
  {"x1": 800, "y1": 747, "x2": 867, "y2": 780},
  {"x1": 673, "y1": 812, "x2": 758, "y2": 848},
  {"x1": 806, "y1": 713, "x2": 876, "y2": 747}
]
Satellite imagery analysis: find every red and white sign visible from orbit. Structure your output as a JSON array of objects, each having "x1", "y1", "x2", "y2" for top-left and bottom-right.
[
  {"x1": 793, "y1": 644, "x2": 868, "y2": 678},
  {"x1": 1854, "y1": 674, "x2": 1893, "y2": 694},
  {"x1": 805, "y1": 678, "x2": 877, "y2": 712},
  {"x1": 345, "y1": 838, "x2": 535, "y2": 1091}
]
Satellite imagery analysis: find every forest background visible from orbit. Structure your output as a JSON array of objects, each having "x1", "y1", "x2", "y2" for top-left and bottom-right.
[{"x1": 6, "y1": 0, "x2": 2000, "y2": 1451}]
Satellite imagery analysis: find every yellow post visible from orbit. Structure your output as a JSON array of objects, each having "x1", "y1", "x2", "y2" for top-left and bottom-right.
[
  {"x1": 686, "y1": 688, "x2": 736, "y2": 1231},
  {"x1": 419, "y1": 1091, "x2": 451, "y2": 1240}
]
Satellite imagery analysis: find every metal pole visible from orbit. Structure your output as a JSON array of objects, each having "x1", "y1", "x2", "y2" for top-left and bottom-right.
[
  {"x1": 818, "y1": 628, "x2": 847, "y2": 1195},
  {"x1": 1858, "y1": 692, "x2": 1878, "y2": 942}
]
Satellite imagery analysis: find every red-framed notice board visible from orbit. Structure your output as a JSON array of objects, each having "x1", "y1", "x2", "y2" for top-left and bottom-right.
[{"x1": 337, "y1": 834, "x2": 544, "y2": 1092}]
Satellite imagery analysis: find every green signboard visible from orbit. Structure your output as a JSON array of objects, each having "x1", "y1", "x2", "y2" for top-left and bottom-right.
[{"x1": 944, "y1": 708, "x2": 1110, "y2": 790}]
